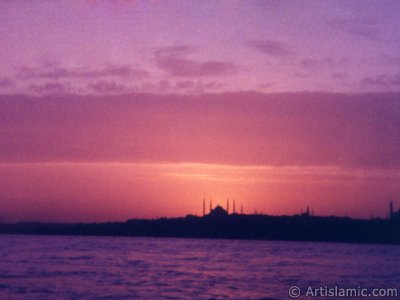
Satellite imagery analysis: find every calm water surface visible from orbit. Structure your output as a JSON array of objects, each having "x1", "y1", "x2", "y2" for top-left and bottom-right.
[{"x1": 0, "y1": 235, "x2": 399, "y2": 299}]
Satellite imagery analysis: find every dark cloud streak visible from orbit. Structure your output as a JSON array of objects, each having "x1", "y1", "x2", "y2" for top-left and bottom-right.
[
  {"x1": 299, "y1": 57, "x2": 348, "y2": 71},
  {"x1": 327, "y1": 18, "x2": 379, "y2": 41},
  {"x1": 0, "y1": 92, "x2": 399, "y2": 170},
  {"x1": 0, "y1": 78, "x2": 14, "y2": 87},
  {"x1": 19, "y1": 64, "x2": 148, "y2": 80},
  {"x1": 154, "y1": 46, "x2": 237, "y2": 77},
  {"x1": 248, "y1": 39, "x2": 293, "y2": 57},
  {"x1": 362, "y1": 74, "x2": 400, "y2": 87},
  {"x1": 28, "y1": 82, "x2": 71, "y2": 95},
  {"x1": 88, "y1": 80, "x2": 128, "y2": 94}
]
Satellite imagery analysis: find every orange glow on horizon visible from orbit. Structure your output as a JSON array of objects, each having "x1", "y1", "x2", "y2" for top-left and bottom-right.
[
  {"x1": 1, "y1": 1, "x2": 400, "y2": 227},
  {"x1": 0, "y1": 161, "x2": 399, "y2": 222}
]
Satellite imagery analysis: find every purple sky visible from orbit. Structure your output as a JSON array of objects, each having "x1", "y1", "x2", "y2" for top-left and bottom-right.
[
  {"x1": 0, "y1": 1, "x2": 399, "y2": 222},
  {"x1": 1, "y1": 0, "x2": 400, "y2": 95}
]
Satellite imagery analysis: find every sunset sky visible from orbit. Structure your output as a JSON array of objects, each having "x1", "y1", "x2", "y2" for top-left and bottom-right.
[{"x1": 1, "y1": 0, "x2": 400, "y2": 222}]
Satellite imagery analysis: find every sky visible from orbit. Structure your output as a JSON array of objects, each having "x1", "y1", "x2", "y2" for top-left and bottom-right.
[{"x1": 0, "y1": 0, "x2": 400, "y2": 222}]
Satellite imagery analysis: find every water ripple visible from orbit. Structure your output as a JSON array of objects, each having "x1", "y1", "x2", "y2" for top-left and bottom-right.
[{"x1": 0, "y1": 235, "x2": 399, "y2": 299}]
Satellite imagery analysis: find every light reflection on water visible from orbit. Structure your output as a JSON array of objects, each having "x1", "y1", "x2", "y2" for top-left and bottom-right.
[{"x1": 0, "y1": 235, "x2": 399, "y2": 299}]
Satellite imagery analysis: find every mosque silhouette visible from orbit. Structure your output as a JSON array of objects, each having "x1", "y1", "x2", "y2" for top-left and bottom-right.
[{"x1": 0, "y1": 200, "x2": 399, "y2": 244}]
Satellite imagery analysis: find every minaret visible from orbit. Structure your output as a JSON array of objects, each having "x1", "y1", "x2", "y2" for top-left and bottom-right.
[
  {"x1": 203, "y1": 198, "x2": 206, "y2": 216},
  {"x1": 233, "y1": 199, "x2": 236, "y2": 214},
  {"x1": 210, "y1": 199, "x2": 213, "y2": 213},
  {"x1": 226, "y1": 198, "x2": 229, "y2": 214},
  {"x1": 389, "y1": 201, "x2": 394, "y2": 220},
  {"x1": 240, "y1": 203, "x2": 243, "y2": 214}
]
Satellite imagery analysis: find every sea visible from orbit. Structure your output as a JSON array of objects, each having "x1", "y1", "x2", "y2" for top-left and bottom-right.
[{"x1": 0, "y1": 235, "x2": 399, "y2": 300}]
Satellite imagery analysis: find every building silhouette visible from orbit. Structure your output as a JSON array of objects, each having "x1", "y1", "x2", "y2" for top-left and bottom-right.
[
  {"x1": 1, "y1": 199, "x2": 400, "y2": 244},
  {"x1": 301, "y1": 206, "x2": 311, "y2": 217},
  {"x1": 206, "y1": 205, "x2": 229, "y2": 218},
  {"x1": 389, "y1": 201, "x2": 400, "y2": 221}
]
